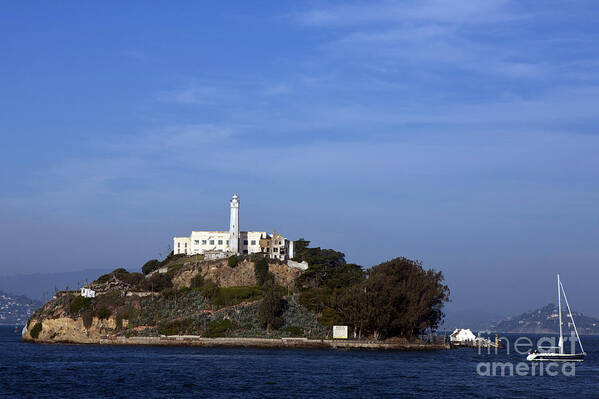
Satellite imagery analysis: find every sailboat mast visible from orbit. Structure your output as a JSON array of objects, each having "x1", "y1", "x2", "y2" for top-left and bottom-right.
[
  {"x1": 560, "y1": 280, "x2": 585, "y2": 354},
  {"x1": 558, "y1": 274, "x2": 563, "y2": 354}
]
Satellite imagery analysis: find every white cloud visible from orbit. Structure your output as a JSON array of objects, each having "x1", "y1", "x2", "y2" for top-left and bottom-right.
[
  {"x1": 299, "y1": 0, "x2": 510, "y2": 26},
  {"x1": 156, "y1": 84, "x2": 238, "y2": 105}
]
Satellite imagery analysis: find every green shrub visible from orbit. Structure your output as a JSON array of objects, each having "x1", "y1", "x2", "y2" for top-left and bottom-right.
[
  {"x1": 190, "y1": 274, "x2": 204, "y2": 289},
  {"x1": 118, "y1": 272, "x2": 144, "y2": 286},
  {"x1": 142, "y1": 259, "x2": 160, "y2": 275},
  {"x1": 204, "y1": 319, "x2": 237, "y2": 338},
  {"x1": 209, "y1": 286, "x2": 263, "y2": 307},
  {"x1": 95, "y1": 290, "x2": 122, "y2": 308},
  {"x1": 96, "y1": 273, "x2": 112, "y2": 284},
  {"x1": 228, "y1": 255, "x2": 239, "y2": 268},
  {"x1": 201, "y1": 281, "x2": 219, "y2": 300},
  {"x1": 30, "y1": 322, "x2": 42, "y2": 339},
  {"x1": 116, "y1": 306, "x2": 140, "y2": 329},
  {"x1": 81, "y1": 310, "x2": 93, "y2": 328},
  {"x1": 285, "y1": 326, "x2": 304, "y2": 337},
  {"x1": 96, "y1": 307, "x2": 112, "y2": 319},
  {"x1": 96, "y1": 268, "x2": 144, "y2": 286},
  {"x1": 157, "y1": 318, "x2": 194, "y2": 336},
  {"x1": 70, "y1": 295, "x2": 92, "y2": 314},
  {"x1": 161, "y1": 287, "x2": 177, "y2": 300},
  {"x1": 140, "y1": 273, "x2": 173, "y2": 292},
  {"x1": 167, "y1": 263, "x2": 185, "y2": 277}
]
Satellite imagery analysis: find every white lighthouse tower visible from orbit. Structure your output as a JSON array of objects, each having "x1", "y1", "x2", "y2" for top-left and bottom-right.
[{"x1": 229, "y1": 194, "x2": 240, "y2": 254}]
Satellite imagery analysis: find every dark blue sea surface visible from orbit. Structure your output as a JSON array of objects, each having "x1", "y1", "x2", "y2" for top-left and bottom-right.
[{"x1": 1, "y1": 327, "x2": 598, "y2": 398}]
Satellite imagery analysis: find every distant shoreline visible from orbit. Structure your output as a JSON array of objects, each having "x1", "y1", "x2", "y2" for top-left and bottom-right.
[{"x1": 23, "y1": 335, "x2": 451, "y2": 351}]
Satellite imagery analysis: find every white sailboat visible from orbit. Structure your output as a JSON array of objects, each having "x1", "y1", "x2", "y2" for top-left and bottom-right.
[{"x1": 527, "y1": 274, "x2": 585, "y2": 362}]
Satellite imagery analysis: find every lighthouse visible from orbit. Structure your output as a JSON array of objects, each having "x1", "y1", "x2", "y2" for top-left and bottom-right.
[
  {"x1": 173, "y1": 194, "x2": 294, "y2": 260},
  {"x1": 229, "y1": 194, "x2": 240, "y2": 254}
]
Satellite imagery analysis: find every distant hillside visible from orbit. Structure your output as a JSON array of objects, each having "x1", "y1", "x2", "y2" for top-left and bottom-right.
[
  {"x1": 0, "y1": 291, "x2": 41, "y2": 325},
  {"x1": 491, "y1": 304, "x2": 599, "y2": 335},
  {"x1": 0, "y1": 268, "x2": 112, "y2": 301}
]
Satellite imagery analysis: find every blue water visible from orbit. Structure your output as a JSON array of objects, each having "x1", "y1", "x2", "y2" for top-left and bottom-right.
[{"x1": 1, "y1": 327, "x2": 599, "y2": 398}]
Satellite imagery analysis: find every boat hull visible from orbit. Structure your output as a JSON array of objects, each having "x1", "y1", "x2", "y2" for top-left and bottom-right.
[{"x1": 527, "y1": 353, "x2": 585, "y2": 362}]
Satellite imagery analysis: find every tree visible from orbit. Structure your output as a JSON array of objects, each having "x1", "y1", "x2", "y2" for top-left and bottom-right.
[
  {"x1": 334, "y1": 257, "x2": 450, "y2": 339},
  {"x1": 258, "y1": 283, "x2": 285, "y2": 332},
  {"x1": 253, "y1": 256, "x2": 273, "y2": 286},
  {"x1": 294, "y1": 239, "x2": 365, "y2": 315},
  {"x1": 295, "y1": 243, "x2": 361, "y2": 290}
]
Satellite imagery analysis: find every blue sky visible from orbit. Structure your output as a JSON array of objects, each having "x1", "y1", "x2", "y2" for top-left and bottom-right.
[{"x1": 1, "y1": 1, "x2": 599, "y2": 316}]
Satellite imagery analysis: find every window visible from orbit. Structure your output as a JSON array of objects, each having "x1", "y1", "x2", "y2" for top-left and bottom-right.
[
  {"x1": 194, "y1": 240, "x2": 199, "y2": 245},
  {"x1": 273, "y1": 248, "x2": 278, "y2": 252},
  {"x1": 251, "y1": 240, "x2": 256, "y2": 245},
  {"x1": 226, "y1": 240, "x2": 229, "y2": 245},
  {"x1": 210, "y1": 240, "x2": 214, "y2": 245},
  {"x1": 243, "y1": 240, "x2": 248, "y2": 245},
  {"x1": 278, "y1": 241, "x2": 281, "y2": 245},
  {"x1": 243, "y1": 250, "x2": 248, "y2": 254},
  {"x1": 202, "y1": 240, "x2": 207, "y2": 245},
  {"x1": 185, "y1": 242, "x2": 187, "y2": 247},
  {"x1": 218, "y1": 240, "x2": 223, "y2": 245},
  {"x1": 178, "y1": 242, "x2": 180, "y2": 248}
]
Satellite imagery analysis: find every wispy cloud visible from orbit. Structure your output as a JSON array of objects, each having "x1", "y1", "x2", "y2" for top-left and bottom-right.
[
  {"x1": 299, "y1": 0, "x2": 511, "y2": 26},
  {"x1": 156, "y1": 84, "x2": 239, "y2": 105},
  {"x1": 297, "y1": 0, "x2": 589, "y2": 82}
]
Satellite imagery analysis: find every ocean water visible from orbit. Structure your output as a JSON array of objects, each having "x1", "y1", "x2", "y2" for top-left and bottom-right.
[{"x1": 1, "y1": 327, "x2": 598, "y2": 398}]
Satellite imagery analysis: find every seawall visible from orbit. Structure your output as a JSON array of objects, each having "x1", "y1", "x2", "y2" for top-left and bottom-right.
[{"x1": 24, "y1": 335, "x2": 450, "y2": 351}]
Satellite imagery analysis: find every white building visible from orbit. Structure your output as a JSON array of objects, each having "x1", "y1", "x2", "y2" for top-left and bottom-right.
[
  {"x1": 173, "y1": 194, "x2": 295, "y2": 261},
  {"x1": 449, "y1": 328, "x2": 476, "y2": 343},
  {"x1": 80, "y1": 288, "x2": 96, "y2": 298}
]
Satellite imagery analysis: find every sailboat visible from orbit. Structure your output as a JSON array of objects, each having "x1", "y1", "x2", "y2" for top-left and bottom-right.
[{"x1": 527, "y1": 274, "x2": 585, "y2": 362}]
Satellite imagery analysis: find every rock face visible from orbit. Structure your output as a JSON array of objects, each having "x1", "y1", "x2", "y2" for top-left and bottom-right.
[
  {"x1": 172, "y1": 259, "x2": 302, "y2": 289},
  {"x1": 23, "y1": 316, "x2": 126, "y2": 343}
]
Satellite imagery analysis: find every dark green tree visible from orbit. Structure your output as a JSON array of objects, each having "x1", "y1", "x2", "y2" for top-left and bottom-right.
[
  {"x1": 253, "y1": 256, "x2": 273, "y2": 286},
  {"x1": 334, "y1": 257, "x2": 450, "y2": 339},
  {"x1": 258, "y1": 283, "x2": 286, "y2": 332}
]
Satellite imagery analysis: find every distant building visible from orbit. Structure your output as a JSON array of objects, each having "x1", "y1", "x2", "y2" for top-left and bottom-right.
[{"x1": 173, "y1": 194, "x2": 295, "y2": 261}]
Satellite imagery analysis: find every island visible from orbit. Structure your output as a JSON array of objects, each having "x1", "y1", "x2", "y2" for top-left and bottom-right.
[{"x1": 23, "y1": 240, "x2": 451, "y2": 350}]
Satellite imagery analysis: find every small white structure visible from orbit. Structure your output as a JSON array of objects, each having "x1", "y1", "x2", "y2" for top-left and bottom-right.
[
  {"x1": 81, "y1": 288, "x2": 96, "y2": 298},
  {"x1": 333, "y1": 325, "x2": 349, "y2": 339},
  {"x1": 173, "y1": 195, "x2": 295, "y2": 260},
  {"x1": 287, "y1": 260, "x2": 309, "y2": 271},
  {"x1": 449, "y1": 328, "x2": 476, "y2": 343},
  {"x1": 204, "y1": 250, "x2": 230, "y2": 260}
]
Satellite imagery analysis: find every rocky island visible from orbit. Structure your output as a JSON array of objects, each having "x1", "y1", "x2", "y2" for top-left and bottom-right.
[{"x1": 23, "y1": 240, "x2": 450, "y2": 350}]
